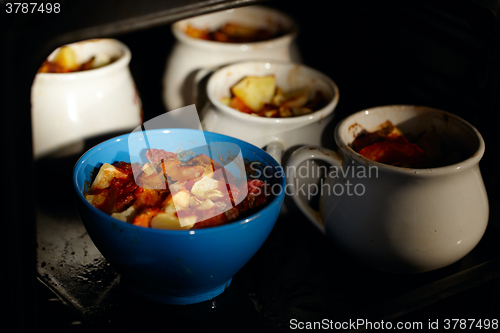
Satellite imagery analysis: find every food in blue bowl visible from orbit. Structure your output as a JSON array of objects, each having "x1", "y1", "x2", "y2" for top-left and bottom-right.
[{"x1": 73, "y1": 129, "x2": 285, "y2": 304}]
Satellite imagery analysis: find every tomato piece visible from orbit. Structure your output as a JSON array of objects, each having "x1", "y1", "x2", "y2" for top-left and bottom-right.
[
  {"x1": 358, "y1": 139, "x2": 427, "y2": 167},
  {"x1": 146, "y1": 149, "x2": 177, "y2": 165},
  {"x1": 133, "y1": 187, "x2": 162, "y2": 210},
  {"x1": 100, "y1": 178, "x2": 138, "y2": 214}
]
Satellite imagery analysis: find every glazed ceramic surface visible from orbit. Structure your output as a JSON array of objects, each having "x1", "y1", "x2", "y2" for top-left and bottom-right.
[
  {"x1": 163, "y1": 5, "x2": 301, "y2": 111},
  {"x1": 286, "y1": 105, "x2": 489, "y2": 273},
  {"x1": 202, "y1": 60, "x2": 339, "y2": 164},
  {"x1": 73, "y1": 129, "x2": 285, "y2": 304},
  {"x1": 31, "y1": 39, "x2": 142, "y2": 158}
]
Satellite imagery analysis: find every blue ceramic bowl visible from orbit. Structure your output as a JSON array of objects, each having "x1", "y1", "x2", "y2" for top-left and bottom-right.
[{"x1": 73, "y1": 129, "x2": 285, "y2": 304}]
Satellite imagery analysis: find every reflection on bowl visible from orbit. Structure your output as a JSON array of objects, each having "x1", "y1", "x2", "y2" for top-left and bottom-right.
[{"x1": 73, "y1": 129, "x2": 285, "y2": 304}]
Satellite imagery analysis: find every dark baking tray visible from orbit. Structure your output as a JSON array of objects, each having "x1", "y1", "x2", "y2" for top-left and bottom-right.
[{"x1": 35, "y1": 136, "x2": 500, "y2": 332}]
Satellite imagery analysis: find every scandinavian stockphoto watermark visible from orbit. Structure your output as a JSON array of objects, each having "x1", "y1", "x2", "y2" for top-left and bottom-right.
[
  {"x1": 129, "y1": 105, "x2": 250, "y2": 226},
  {"x1": 249, "y1": 159, "x2": 379, "y2": 200},
  {"x1": 128, "y1": 104, "x2": 378, "y2": 226},
  {"x1": 289, "y1": 318, "x2": 499, "y2": 330}
]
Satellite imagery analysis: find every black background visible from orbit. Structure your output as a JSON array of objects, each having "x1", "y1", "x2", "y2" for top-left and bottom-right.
[{"x1": 2, "y1": 0, "x2": 499, "y2": 332}]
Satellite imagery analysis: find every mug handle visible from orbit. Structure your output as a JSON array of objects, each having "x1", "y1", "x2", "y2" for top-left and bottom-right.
[
  {"x1": 266, "y1": 141, "x2": 285, "y2": 166},
  {"x1": 286, "y1": 145, "x2": 343, "y2": 234},
  {"x1": 190, "y1": 67, "x2": 217, "y2": 106}
]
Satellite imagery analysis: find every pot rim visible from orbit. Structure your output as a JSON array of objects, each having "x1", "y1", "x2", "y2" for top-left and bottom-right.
[
  {"x1": 206, "y1": 60, "x2": 339, "y2": 126},
  {"x1": 34, "y1": 38, "x2": 131, "y2": 81},
  {"x1": 334, "y1": 105, "x2": 485, "y2": 176},
  {"x1": 171, "y1": 5, "x2": 298, "y2": 51}
]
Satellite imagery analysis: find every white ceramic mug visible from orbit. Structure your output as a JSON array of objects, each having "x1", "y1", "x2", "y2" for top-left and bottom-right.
[
  {"x1": 202, "y1": 60, "x2": 339, "y2": 165},
  {"x1": 31, "y1": 38, "x2": 142, "y2": 158},
  {"x1": 286, "y1": 105, "x2": 489, "y2": 273},
  {"x1": 163, "y1": 5, "x2": 301, "y2": 111}
]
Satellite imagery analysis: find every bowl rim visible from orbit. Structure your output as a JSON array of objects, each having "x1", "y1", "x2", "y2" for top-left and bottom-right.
[
  {"x1": 73, "y1": 128, "x2": 286, "y2": 235},
  {"x1": 206, "y1": 60, "x2": 340, "y2": 125}
]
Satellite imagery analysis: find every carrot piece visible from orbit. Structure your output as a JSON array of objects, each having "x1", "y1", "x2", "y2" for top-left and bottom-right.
[
  {"x1": 132, "y1": 207, "x2": 160, "y2": 228},
  {"x1": 229, "y1": 97, "x2": 253, "y2": 114}
]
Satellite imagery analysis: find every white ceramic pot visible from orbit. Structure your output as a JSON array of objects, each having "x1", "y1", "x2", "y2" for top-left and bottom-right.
[
  {"x1": 286, "y1": 105, "x2": 489, "y2": 273},
  {"x1": 31, "y1": 38, "x2": 142, "y2": 158},
  {"x1": 163, "y1": 5, "x2": 301, "y2": 111},
  {"x1": 202, "y1": 60, "x2": 339, "y2": 165}
]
